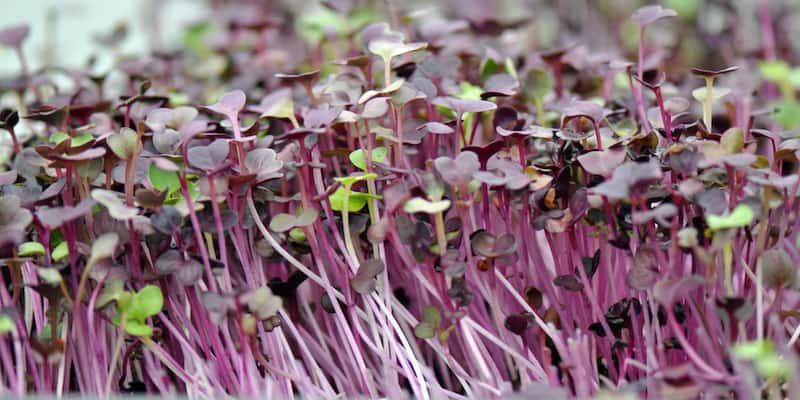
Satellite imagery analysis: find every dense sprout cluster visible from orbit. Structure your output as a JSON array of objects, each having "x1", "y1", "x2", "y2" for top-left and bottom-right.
[{"x1": 3, "y1": 1, "x2": 800, "y2": 398}]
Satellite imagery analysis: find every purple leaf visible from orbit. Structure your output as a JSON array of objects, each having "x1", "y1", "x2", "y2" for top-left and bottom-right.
[
  {"x1": 418, "y1": 122, "x2": 454, "y2": 135},
  {"x1": 577, "y1": 148, "x2": 626, "y2": 177},
  {"x1": 0, "y1": 24, "x2": 30, "y2": 47},
  {"x1": 432, "y1": 97, "x2": 497, "y2": 114},
  {"x1": 481, "y1": 74, "x2": 520, "y2": 99},
  {"x1": 631, "y1": 5, "x2": 677, "y2": 27},
  {"x1": 434, "y1": 151, "x2": 479, "y2": 187},
  {"x1": 205, "y1": 90, "x2": 247, "y2": 116}
]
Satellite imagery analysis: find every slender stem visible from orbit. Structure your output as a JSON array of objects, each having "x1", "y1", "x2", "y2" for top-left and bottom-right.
[
  {"x1": 384, "y1": 57, "x2": 392, "y2": 87},
  {"x1": 105, "y1": 318, "x2": 127, "y2": 395},
  {"x1": 723, "y1": 240, "x2": 733, "y2": 296},
  {"x1": 142, "y1": 337, "x2": 205, "y2": 392},
  {"x1": 341, "y1": 184, "x2": 359, "y2": 267},
  {"x1": 654, "y1": 88, "x2": 672, "y2": 142},
  {"x1": 592, "y1": 120, "x2": 603, "y2": 149},
  {"x1": 703, "y1": 77, "x2": 714, "y2": 133},
  {"x1": 7, "y1": 126, "x2": 19, "y2": 153},
  {"x1": 434, "y1": 211, "x2": 447, "y2": 256}
]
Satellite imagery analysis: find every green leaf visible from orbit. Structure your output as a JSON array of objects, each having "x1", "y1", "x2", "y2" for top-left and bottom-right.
[
  {"x1": 124, "y1": 320, "x2": 154, "y2": 337},
  {"x1": 116, "y1": 291, "x2": 133, "y2": 313},
  {"x1": 71, "y1": 133, "x2": 94, "y2": 147},
  {"x1": 458, "y1": 81, "x2": 483, "y2": 101},
  {"x1": 349, "y1": 147, "x2": 387, "y2": 171},
  {"x1": 504, "y1": 57, "x2": 518, "y2": 80},
  {"x1": 479, "y1": 58, "x2": 501, "y2": 81},
  {"x1": 0, "y1": 314, "x2": 13, "y2": 335},
  {"x1": 129, "y1": 285, "x2": 164, "y2": 320},
  {"x1": 182, "y1": 21, "x2": 215, "y2": 56},
  {"x1": 107, "y1": 127, "x2": 139, "y2": 160},
  {"x1": 149, "y1": 163, "x2": 182, "y2": 195},
  {"x1": 37, "y1": 268, "x2": 62, "y2": 284},
  {"x1": 51, "y1": 241, "x2": 69, "y2": 262},
  {"x1": 403, "y1": 197, "x2": 451, "y2": 214},
  {"x1": 691, "y1": 86, "x2": 731, "y2": 103},
  {"x1": 525, "y1": 68, "x2": 553, "y2": 100},
  {"x1": 247, "y1": 286, "x2": 283, "y2": 319},
  {"x1": 333, "y1": 173, "x2": 378, "y2": 186},
  {"x1": 49, "y1": 131, "x2": 69, "y2": 144},
  {"x1": 720, "y1": 127, "x2": 744, "y2": 154},
  {"x1": 663, "y1": 0, "x2": 699, "y2": 18},
  {"x1": 38, "y1": 322, "x2": 63, "y2": 340},
  {"x1": 297, "y1": 8, "x2": 348, "y2": 43},
  {"x1": 96, "y1": 279, "x2": 125, "y2": 309},
  {"x1": 259, "y1": 96, "x2": 295, "y2": 121},
  {"x1": 422, "y1": 305, "x2": 442, "y2": 327},
  {"x1": 759, "y1": 60, "x2": 790, "y2": 83},
  {"x1": 755, "y1": 355, "x2": 788, "y2": 378},
  {"x1": 18, "y1": 241, "x2": 45, "y2": 256},
  {"x1": 92, "y1": 189, "x2": 139, "y2": 220},
  {"x1": 414, "y1": 322, "x2": 436, "y2": 339},
  {"x1": 733, "y1": 339, "x2": 787, "y2": 378},
  {"x1": 789, "y1": 68, "x2": 800, "y2": 88},
  {"x1": 77, "y1": 158, "x2": 103, "y2": 179},
  {"x1": 289, "y1": 227, "x2": 307, "y2": 242},
  {"x1": 368, "y1": 39, "x2": 427, "y2": 64},
  {"x1": 269, "y1": 213, "x2": 296, "y2": 233},
  {"x1": 733, "y1": 340, "x2": 774, "y2": 360},
  {"x1": 89, "y1": 232, "x2": 119, "y2": 266},
  {"x1": 706, "y1": 204, "x2": 754, "y2": 231},
  {"x1": 772, "y1": 100, "x2": 800, "y2": 130},
  {"x1": 329, "y1": 187, "x2": 380, "y2": 212}
]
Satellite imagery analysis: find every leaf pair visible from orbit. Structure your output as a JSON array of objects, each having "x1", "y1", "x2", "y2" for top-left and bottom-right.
[{"x1": 111, "y1": 285, "x2": 164, "y2": 337}]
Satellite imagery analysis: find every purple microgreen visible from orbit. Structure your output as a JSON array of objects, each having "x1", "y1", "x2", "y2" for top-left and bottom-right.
[
  {"x1": 351, "y1": 259, "x2": 385, "y2": 294},
  {"x1": 434, "y1": 151, "x2": 479, "y2": 188},
  {"x1": 576, "y1": 147, "x2": 626, "y2": 177},
  {"x1": 0, "y1": 24, "x2": 30, "y2": 47},
  {"x1": 631, "y1": 5, "x2": 678, "y2": 28},
  {"x1": 368, "y1": 37, "x2": 427, "y2": 86}
]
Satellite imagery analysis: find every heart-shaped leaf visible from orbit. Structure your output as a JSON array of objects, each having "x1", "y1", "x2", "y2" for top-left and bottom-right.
[
  {"x1": 351, "y1": 259, "x2": 385, "y2": 294},
  {"x1": 107, "y1": 127, "x2": 139, "y2": 160},
  {"x1": 350, "y1": 147, "x2": 388, "y2": 171},
  {"x1": 434, "y1": 151, "x2": 479, "y2": 187},
  {"x1": 577, "y1": 148, "x2": 626, "y2": 177},
  {"x1": 92, "y1": 189, "x2": 139, "y2": 220},
  {"x1": 368, "y1": 38, "x2": 427, "y2": 63},
  {"x1": 706, "y1": 204, "x2": 754, "y2": 231},
  {"x1": 150, "y1": 206, "x2": 183, "y2": 235},
  {"x1": 187, "y1": 140, "x2": 230, "y2": 171},
  {"x1": 432, "y1": 97, "x2": 497, "y2": 115},
  {"x1": 148, "y1": 163, "x2": 181, "y2": 195},
  {"x1": 18, "y1": 241, "x2": 45, "y2": 257},
  {"x1": 631, "y1": 5, "x2": 677, "y2": 27},
  {"x1": 403, "y1": 197, "x2": 451, "y2": 214},
  {"x1": 246, "y1": 286, "x2": 283, "y2": 319},
  {"x1": 128, "y1": 285, "x2": 164, "y2": 321},
  {"x1": 329, "y1": 187, "x2": 381, "y2": 212},
  {"x1": 245, "y1": 148, "x2": 283, "y2": 183},
  {"x1": 205, "y1": 90, "x2": 246, "y2": 116},
  {"x1": 554, "y1": 274, "x2": 583, "y2": 291},
  {"x1": 653, "y1": 275, "x2": 704, "y2": 306},
  {"x1": 89, "y1": 233, "x2": 119, "y2": 266}
]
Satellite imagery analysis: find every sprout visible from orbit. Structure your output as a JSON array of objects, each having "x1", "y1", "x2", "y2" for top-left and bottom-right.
[
  {"x1": 368, "y1": 36, "x2": 427, "y2": 86},
  {"x1": 691, "y1": 66, "x2": 739, "y2": 133}
]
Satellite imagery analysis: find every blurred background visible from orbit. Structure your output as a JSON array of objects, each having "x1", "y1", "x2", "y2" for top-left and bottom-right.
[
  {"x1": 1, "y1": 0, "x2": 796, "y2": 77},
  {"x1": 0, "y1": 0, "x2": 207, "y2": 74}
]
